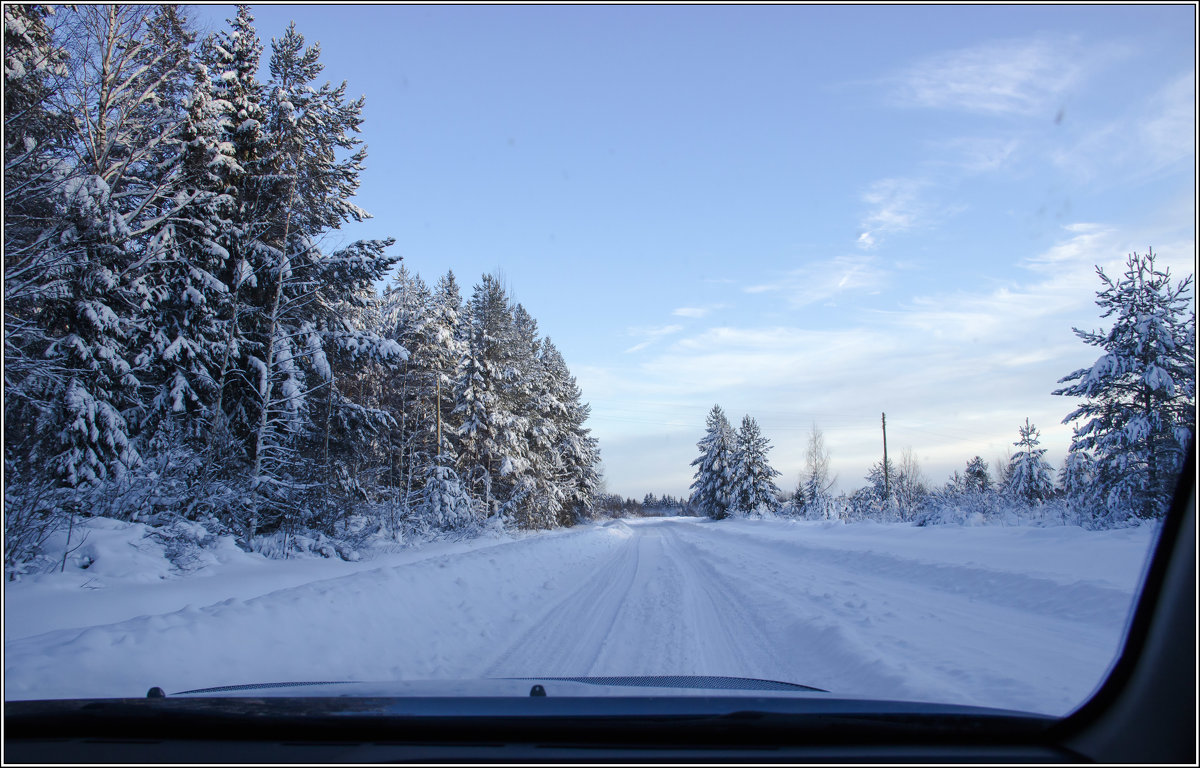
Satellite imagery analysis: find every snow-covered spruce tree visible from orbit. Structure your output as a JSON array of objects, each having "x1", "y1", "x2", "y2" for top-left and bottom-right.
[
  {"x1": 1003, "y1": 418, "x2": 1055, "y2": 507},
  {"x1": 394, "y1": 270, "x2": 473, "y2": 535},
  {"x1": 120, "y1": 4, "x2": 196, "y2": 239},
  {"x1": 787, "y1": 483, "x2": 808, "y2": 516},
  {"x1": 21, "y1": 5, "x2": 202, "y2": 490},
  {"x1": 1059, "y1": 440, "x2": 1097, "y2": 526},
  {"x1": 428, "y1": 271, "x2": 467, "y2": 462},
  {"x1": 454, "y1": 275, "x2": 520, "y2": 520},
  {"x1": 964, "y1": 456, "x2": 992, "y2": 493},
  {"x1": 409, "y1": 463, "x2": 478, "y2": 537},
  {"x1": 502, "y1": 305, "x2": 589, "y2": 530},
  {"x1": 857, "y1": 458, "x2": 896, "y2": 520},
  {"x1": 690, "y1": 405, "x2": 736, "y2": 520},
  {"x1": 196, "y1": 4, "x2": 273, "y2": 483},
  {"x1": 541, "y1": 338, "x2": 600, "y2": 526},
  {"x1": 1053, "y1": 250, "x2": 1195, "y2": 523},
  {"x1": 1, "y1": 4, "x2": 78, "y2": 569},
  {"x1": 135, "y1": 29, "x2": 237, "y2": 446},
  {"x1": 4, "y1": 4, "x2": 74, "y2": 466},
  {"x1": 376, "y1": 266, "x2": 435, "y2": 507},
  {"x1": 307, "y1": 282, "x2": 408, "y2": 538},
  {"x1": 494, "y1": 304, "x2": 544, "y2": 528},
  {"x1": 729, "y1": 415, "x2": 782, "y2": 517},
  {"x1": 444, "y1": 278, "x2": 599, "y2": 531},
  {"x1": 181, "y1": 11, "x2": 400, "y2": 543},
  {"x1": 240, "y1": 20, "x2": 400, "y2": 541}
]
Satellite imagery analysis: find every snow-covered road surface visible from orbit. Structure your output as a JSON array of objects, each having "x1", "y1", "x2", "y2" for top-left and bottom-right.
[{"x1": 4, "y1": 516, "x2": 1156, "y2": 715}]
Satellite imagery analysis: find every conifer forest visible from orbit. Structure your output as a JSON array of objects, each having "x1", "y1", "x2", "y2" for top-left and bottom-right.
[
  {"x1": 4, "y1": 5, "x2": 600, "y2": 571},
  {"x1": 3, "y1": 5, "x2": 1194, "y2": 582}
]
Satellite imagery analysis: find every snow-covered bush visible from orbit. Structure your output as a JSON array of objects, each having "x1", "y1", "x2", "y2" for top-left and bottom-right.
[
  {"x1": 251, "y1": 528, "x2": 362, "y2": 561},
  {"x1": 913, "y1": 489, "x2": 995, "y2": 527}
]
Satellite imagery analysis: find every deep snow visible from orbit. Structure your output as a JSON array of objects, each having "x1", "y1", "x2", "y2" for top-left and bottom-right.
[{"x1": 3, "y1": 516, "x2": 1158, "y2": 716}]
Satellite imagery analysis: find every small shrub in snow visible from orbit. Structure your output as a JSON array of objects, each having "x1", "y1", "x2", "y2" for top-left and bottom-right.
[
  {"x1": 250, "y1": 528, "x2": 364, "y2": 561},
  {"x1": 147, "y1": 518, "x2": 224, "y2": 573}
]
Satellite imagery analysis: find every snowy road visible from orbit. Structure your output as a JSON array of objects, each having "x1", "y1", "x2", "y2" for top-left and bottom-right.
[{"x1": 4, "y1": 517, "x2": 1154, "y2": 715}]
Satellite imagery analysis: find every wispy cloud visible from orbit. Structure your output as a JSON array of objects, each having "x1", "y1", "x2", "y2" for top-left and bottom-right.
[
  {"x1": 1137, "y1": 71, "x2": 1195, "y2": 170},
  {"x1": 623, "y1": 323, "x2": 683, "y2": 354},
  {"x1": 1049, "y1": 70, "x2": 1195, "y2": 187},
  {"x1": 585, "y1": 221, "x2": 1195, "y2": 496},
  {"x1": 745, "y1": 254, "x2": 885, "y2": 306},
  {"x1": 890, "y1": 37, "x2": 1085, "y2": 116},
  {"x1": 938, "y1": 136, "x2": 1021, "y2": 174},
  {"x1": 672, "y1": 304, "x2": 729, "y2": 319},
  {"x1": 857, "y1": 177, "x2": 932, "y2": 249}
]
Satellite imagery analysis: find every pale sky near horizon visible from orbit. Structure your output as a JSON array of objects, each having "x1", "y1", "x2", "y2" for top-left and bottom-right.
[{"x1": 188, "y1": 3, "x2": 1197, "y2": 499}]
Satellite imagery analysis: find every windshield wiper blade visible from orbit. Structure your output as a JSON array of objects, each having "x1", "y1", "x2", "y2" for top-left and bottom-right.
[{"x1": 502, "y1": 675, "x2": 827, "y2": 693}]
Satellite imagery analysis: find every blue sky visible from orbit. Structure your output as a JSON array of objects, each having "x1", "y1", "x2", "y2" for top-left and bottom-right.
[{"x1": 189, "y1": 4, "x2": 1196, "y2": 498}]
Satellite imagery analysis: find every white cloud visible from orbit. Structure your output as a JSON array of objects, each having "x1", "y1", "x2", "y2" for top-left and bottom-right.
[
  {"x1": 857, "y1": 178, "x2": 931, "y2": 249},
  {"x1": 1138, "y1": 71, "x2": 1195, "y2": 170},
  {"x1": 672, "y1": 304, "x2": 729, "y2": 319},
  {"x1": 623, "y1": 323, "x2": 683, "y2": 354},
  {"x1": 891, "y1": 37, "x2": 1085, "y2": 116},
  {"x1": 584, "y1": 222, "x2": 1195, "y2": 497},
  {"x1": 939, "y1": 136, "x2": 1021, "y2": 173},
  {"x1": 745, "y1": 254, "x2": 885, "y2": 307},
  {"x1": 1050, "y1": 70, "x2": 1195, "y2": 187}
]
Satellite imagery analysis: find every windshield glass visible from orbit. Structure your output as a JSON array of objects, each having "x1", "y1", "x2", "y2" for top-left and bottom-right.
[{"x1": 3, "y1": 3, "x2": 1194, "y2": 718}]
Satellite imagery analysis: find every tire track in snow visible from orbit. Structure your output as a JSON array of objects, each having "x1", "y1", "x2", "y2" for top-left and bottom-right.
[
  {"x1": 4, "y1": 524, "x2": 633, "y2": 700},
  {"x1": 478, "y1": 526, "x2": 643, "y2": 678},
  {"x1": 666, "y1": 519, "x2": 1135, "y2": 714},
  {"x1": 660, "y1": 521, "x2": 927, "y2": 699},
  {"x1": 686, "y1": 524, "x2": 1134, "y2": 627}
]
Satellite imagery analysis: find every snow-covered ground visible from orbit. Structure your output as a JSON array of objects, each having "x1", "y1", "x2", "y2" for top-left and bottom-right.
[{"x1": 3, "y1": 516, "x2": 1158, "y2": 716}]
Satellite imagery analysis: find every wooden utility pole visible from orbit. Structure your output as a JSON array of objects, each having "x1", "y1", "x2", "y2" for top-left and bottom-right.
[{"x1": 881, "y1": 412, "x2": 890, "y2": 501}]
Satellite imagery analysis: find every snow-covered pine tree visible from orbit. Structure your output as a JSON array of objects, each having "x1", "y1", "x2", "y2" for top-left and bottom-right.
[
  {"x1": 1053, "y1": 250, "x2": 1196, "y2": 522},
  {"x1": 730, "y1": 415, "x2": 782, "y2": 517},
  {"x1": 690, "y1": 405, "x2": 736, "y2": 520},
  {"x1": 1004, "y1": 418, "x2": 1055, "y2": 506}
]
